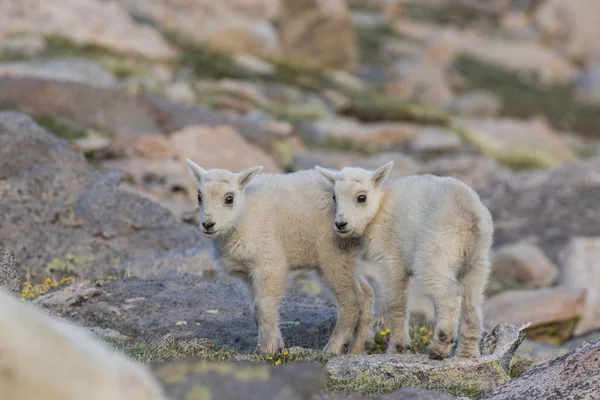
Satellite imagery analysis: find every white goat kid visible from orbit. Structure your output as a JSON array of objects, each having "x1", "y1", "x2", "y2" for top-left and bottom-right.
[
  {"x1": 316, "y1": 162, "x2": 493, "y2": 359},
  {"x1": 186, "y1": 158, "x2": 374, "y2": 355}
]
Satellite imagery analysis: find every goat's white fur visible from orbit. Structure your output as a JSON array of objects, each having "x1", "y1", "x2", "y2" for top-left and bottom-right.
[
  {"x1": 316, "y1": 162, "x2": 493, "y2": 359},
  {"x1": 0, "y1": 288, "x2": 166, "y2": 400},
  {"x1": 186, "y1": 158, "x2": 374, "y2": 355}
]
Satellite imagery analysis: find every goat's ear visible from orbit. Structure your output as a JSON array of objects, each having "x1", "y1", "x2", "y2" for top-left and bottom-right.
[
  {"x1": 186, "y1": 158, "x2": 207, "y2": 183},
  {"x1": 315, "y1": 166, "x2": 337, "y2": 184},
  {"x1": 372, "y1": 161, "x2": 394, "y2": 187},
  {"x1": 238, "y1": 166, "x2": 263, "y2": 189}
]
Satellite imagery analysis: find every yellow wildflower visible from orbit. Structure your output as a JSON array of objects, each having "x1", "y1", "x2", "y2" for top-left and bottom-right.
[
  {"x1": 275, "y1": 359, "x2": 282, "y2": 365},
  {"x1": 385, "y1": 329, "x2": 391, "y2": 334},
  {"x1": 283, "y1": 351, "x2": 288, "y2": 356}
]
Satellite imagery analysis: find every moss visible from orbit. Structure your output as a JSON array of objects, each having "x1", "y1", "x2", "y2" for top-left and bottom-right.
[
  {"x1": 453, "y1": 55, "x2": 600, "y2": 138},
  {"x1": 354, "y1": 24, "x2": 401, "y2": 63},
  {"x1": 33, "y1": 116, "x2": 87, "y2": 141},
  {"x1": 525, "y1": 317, "x2": 580, "y2": 345},
  {"x1": 509, "y1": 356, "x2": 544, "y2": 379}
]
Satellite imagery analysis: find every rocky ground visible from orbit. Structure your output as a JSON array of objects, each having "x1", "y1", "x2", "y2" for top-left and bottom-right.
[{"x1": 1, "y1": 0, "x2": 600, "y2": 398}]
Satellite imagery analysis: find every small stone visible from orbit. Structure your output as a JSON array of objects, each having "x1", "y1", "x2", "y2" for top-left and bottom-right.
[
  {"x1": 492, "y1": 241, "x2": 559, "y2": 288},
  {"x1": 407, "y1": 127, "x2": 462, "y2": 153},
  {"x1": 450, "y1": 91, "x2": 503, "y2": 118},
  {"x1": 233, "y1": 53, "x2": 276, "y2": 76},
  {"x1": 164, "y1": 81, "x2": 196, "y2": 105}
]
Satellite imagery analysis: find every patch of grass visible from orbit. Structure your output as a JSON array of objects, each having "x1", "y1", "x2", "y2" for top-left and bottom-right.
[
  {"x1": 33, "y1": 116, "x2": 87, "y2": 140},
  {"x1": 509, "y1": 356, "x2": 545, "y2": 379},
  {"x1": 453, "y1": 55, "x2": 600, "y2": 138}
]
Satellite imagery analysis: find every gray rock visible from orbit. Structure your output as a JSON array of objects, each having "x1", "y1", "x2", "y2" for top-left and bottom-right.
[
  {"x1": 325, "y1": 322, "x2": 529, "y2": 398},
  {"x1": 153, "y1": 361, "x2": 326, "y2": 400},
  {"x1": 420, "y1": 154, "x2": 510, "y2": 190},
  {"x1": 477, "y1": 339, "x2": 600, "y2": 400},
  {"x1": 0, "y1": 111, "x2": 208, "y2": 282},
  {"x1": 477, "y1": 157, "x2": 600, "y2": 263},
  {"x1": 0, "y1": 247, "x2": 19, "y2": 294},
  {"x1": 0, "y1": 58, "x2": 118, "y2": 88},
  {"x1": 35, "y1": 273, "x2": 337, "y2": 351},
  {"x1": 573, "y1": 63, "x2": 600, "y2": 106},
  {"x1": 311, "y1": 388, "x2": 460, "y2": 399}
]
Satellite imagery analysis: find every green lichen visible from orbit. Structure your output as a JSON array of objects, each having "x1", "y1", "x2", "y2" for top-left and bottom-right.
[{"x1": 33, "y1": 116, "x2": 87, "y2": 141}]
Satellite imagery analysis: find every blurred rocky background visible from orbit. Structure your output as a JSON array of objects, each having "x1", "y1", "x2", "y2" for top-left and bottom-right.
[{"x1": 1, "y1": 0, "x2": 600, "y2": 398}]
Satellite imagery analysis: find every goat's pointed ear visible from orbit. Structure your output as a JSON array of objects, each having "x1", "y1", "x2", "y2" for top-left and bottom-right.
[
  {"x1": 315, "y1": 166, "x2": 337, "y2": 184},
  {"x1": 372, "y1": 161, "x2": 394, "y2": 187},
  {"x1": 238, "y1": 166, "x2": 263, "y2": 189},
  {"x1": 186, "y1": 158, "x2": 207, "y2": 183}
]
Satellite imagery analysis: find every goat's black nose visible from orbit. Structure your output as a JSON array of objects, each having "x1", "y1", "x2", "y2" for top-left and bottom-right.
[
  {"x1": 202, "y1": 222, "x2": 215, "y2": 230},
  {"x1": 335, "y1": 221, "x2": 348, "y2": 230}
]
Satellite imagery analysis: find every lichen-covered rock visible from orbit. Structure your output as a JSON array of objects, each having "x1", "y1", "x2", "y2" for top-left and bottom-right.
[
  {"x1": 325, "y1": 323, "x2": 529, "y2": 398},
  {"x1": 477, "y1": 339, "x2": 600, "y2": 400},
  {"x1": 153, "y1": 361, "x2": 325, "y2": 400},
  {"x1": 0, "y1": 247, "x2": 19, "y2": 294},
  {"x1": 312, "y1": 388, "x2": 461, "y2": 399}
]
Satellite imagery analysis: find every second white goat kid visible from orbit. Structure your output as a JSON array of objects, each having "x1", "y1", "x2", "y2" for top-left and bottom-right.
[
  {"x1": 185, "y1": 158, "x2": 374, "y2": 355},
  {"x1": 316, "y1": 162, "x2": 493, "y2": 360}
]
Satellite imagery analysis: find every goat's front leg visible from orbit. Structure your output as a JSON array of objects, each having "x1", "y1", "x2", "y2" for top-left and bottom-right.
[
  {"x1": 320, "y1": 263, "x2": 362, "y2": 355},
  {"x1": 251, "y1": 265, "x2": 287, "y2": 355}
]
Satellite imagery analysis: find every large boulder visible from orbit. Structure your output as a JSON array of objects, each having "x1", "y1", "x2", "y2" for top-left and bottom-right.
[
  {"x1": 478, "y1": 339, "x2": 600, "y2": 399},
  {"x1": 277, "y1": 0, "x2": 359, "y2": 71},
  {"x1": 34, "y1": 273, "x2": 337, "y2": 351},
  {"x1": 478, "y1": 157, "x2": 600, "y2": 263},
  {"x1": 0, "y1": 0, "x2": 176, "y2": 60},
  {"x1": 0, "y1": 111, "x2": 208, "y2": 282}
]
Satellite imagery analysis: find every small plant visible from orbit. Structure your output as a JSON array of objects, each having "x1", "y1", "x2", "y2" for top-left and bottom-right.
[
  {"x1": 369, "y1": 323, "x2": 435, "y2": 353},
  {"x1": 20, "y1": 277, "x2": 73, "y2": 301},
  {"x1": 267, "y1": 349, "x2": 294, "y2": 366}
]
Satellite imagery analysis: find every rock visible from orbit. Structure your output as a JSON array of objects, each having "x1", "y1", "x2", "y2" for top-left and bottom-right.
[
  {"x1": 573, "y1": 63, "x2": 600, "y2": 106},
  {"x1": 420, "y1": 154, "x2": 510, "y2": 190},
  {"x1": 483, "y1": 287, "x2": 585, "y2": 332},
  {"x1": 298, "y1": 118, "x2": 420, "y2": 152},
  {"x1": 0, "y1": 77, "x2": 285, "y2": 149},
  {"x1": 477, "y1": 157, "x2": 600, "y2": 263},
  {"x1": 35, "y1": 273, "x2": 337, "y2": 351},
  {"x1": 533, "y1": 0, "x2": 600, "y2": 63},
  {"x1": 456, "y1": 117, "x2": 575, "y2": 165},
  {"x1": 449, "y1": 91, "x2": 502, "y2": 118},
  {"x1": 72, "y1": 131, "x2": 112, "y2": 154},
  {"x1": 120, "y1": 0, "x2": 281, "y2": 56},
  {"x1": 0, "y1": 58, "x2": 118, "y2": 88},
  {"x1": 278, "y1": 0, "x2": 358, "y2": 71},
  {"x1": 170, "y1": 124, "x2": 282, "y2": 173},
  {"x1": 516, "y1": 339, "x2": 569, "y2": 360},
  {"x1": 357, "y1": 152, "x2": 422, "y2": 179},
  {"x1": 120, "y1": 246, "x2": 217, "y2": 277},
  {"x1": 0, "y1": 287, "x2": 167, "y2": 400},
  {"x1": 163, "y1": 81, "x2": 196, "y2": 105},
  {"x1": 491, "y1": 241, "x2": 559, "y2": 288},
  {"x1": 387, "y1": 59, "x2": 454, "y2": 107},
  {"x1": 325, "y1": 322, "x2": 528, "y2": 398},
  {"x1": 478, "y1": 339, "x2": 600, "y2": 400},
  {"x1": 406, "y1": 127, "x2": 462, "y2": 154},
  {"x1": 293, "y1": 151, "x2": 363, "y2": 171},
  {"x1": 153, "y1": 361, "x2": 325, "y2": 400},
  {"x1": 0, "y1": 0, "x2": 176, "y2": 60},
  {"x1": 558, "y1": 237, "x2": 600, "y2": 336},
  {"x1": 0, "y1": 111, "x2": 208, "y2": 282},
  {"x1": 0, "y1": 247, "x2": 19, "y2": 294}
]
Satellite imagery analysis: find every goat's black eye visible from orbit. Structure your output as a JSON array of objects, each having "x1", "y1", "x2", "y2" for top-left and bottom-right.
[
  {"x1": 357, "y1": 194, "x2": 367, "y2": 203},
  {"x1": 197, "y1": 193, "x2": 202, "y2": 204},
  {"x1": 332, "y1": 193, "x2": 336, "y2": 202},
  {"x1": 225, "y1": 196, "x2": 234, "y2": 205}
]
